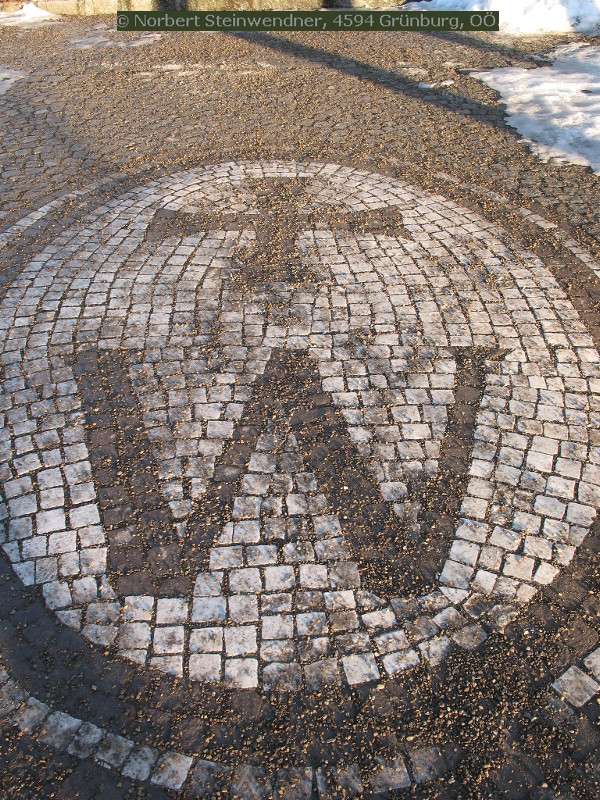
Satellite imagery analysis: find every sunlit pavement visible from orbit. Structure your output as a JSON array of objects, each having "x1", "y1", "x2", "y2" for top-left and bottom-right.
[{"x1": 1, "y1": 15, "x2": 600, "y2": 799}]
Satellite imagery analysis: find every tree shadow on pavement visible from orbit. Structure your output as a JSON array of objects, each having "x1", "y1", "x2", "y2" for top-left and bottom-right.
[
  {"x1": 423, "y1": 28, "x2": 566, "y2": 59},
  {"x1": 228, "y1": 31, "x2": 507, "y2": 129}
]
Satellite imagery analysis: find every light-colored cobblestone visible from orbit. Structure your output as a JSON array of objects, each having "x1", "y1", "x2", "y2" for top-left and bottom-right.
[{"x1": 2, "y1": 161, "x2": 600, "y2": 695}]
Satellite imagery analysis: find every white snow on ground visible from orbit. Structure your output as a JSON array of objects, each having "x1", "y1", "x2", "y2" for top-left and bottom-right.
[
  {"x1": 0, "y1": 68, "x2": 26, "y2": 96},
  {"x1": 0, "y1": 3, "x2": 60, "y2": 28},
  {"x1": 130, "y1": 60, "x2": 278, "y2": 84},
  {"x1": 403, "y1": 0, "x2": 600, "y2": 35},
  {"x1": 473, "y1": 43, "x2": 600, "y2": 173},
  {"x1": 69, "y1": 24, "x2": 162, "y2": 50}
]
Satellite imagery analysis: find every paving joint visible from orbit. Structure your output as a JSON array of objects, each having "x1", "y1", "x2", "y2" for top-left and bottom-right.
[{"x1": 2, "y1": 20, "x2": 600, "y2": 798}]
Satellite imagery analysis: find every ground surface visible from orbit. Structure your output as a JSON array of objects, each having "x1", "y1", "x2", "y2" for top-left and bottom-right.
[{"x1": 2, "y1": 17, "x2": 600, "y2": 800}]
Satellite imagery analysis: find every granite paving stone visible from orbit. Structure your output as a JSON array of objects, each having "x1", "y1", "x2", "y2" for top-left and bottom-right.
[{"x1": 2, "y1": 15, "x2": 600, "y2": 799}]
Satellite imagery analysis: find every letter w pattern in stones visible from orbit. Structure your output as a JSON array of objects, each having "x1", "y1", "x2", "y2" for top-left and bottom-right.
[{"x1": 0, "y1": 161, "x2": 599, "y2": 692}]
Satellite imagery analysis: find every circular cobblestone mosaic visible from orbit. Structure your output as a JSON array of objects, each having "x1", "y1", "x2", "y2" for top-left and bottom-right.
[{"x1": 1, "y1": 160, "x2": 599, "y2": 706}]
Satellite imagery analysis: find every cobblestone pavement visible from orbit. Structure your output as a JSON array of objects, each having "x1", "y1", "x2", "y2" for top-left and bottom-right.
[{"x1": 3, "y1": 16, "x2": 600, "y2": 800}]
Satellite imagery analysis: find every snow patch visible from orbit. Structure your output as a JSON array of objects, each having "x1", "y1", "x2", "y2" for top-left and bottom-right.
[
  {"x1": 69, "y1": 25, "x2": 162, "y2": 49},
  {"x1": 132, "y1": 61, "x2": 277, "y2": 81},
  {"x1": 473, "y1": 43, "x2": 600, "y2": 173},
  {"x1": 403, "y1": 0, "x2": 600, "y2": 35},
  {"x1": 0, "y1": 3, "x2": 60, "y2": 28},
  {"x1": 0, "y1": 68, "x2": 26, "y2": 96}
]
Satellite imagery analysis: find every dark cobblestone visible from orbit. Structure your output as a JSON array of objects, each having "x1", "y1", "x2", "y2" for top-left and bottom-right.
[{"x1": 1, "y1": 16, "x2": 600, "y2": 800}]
